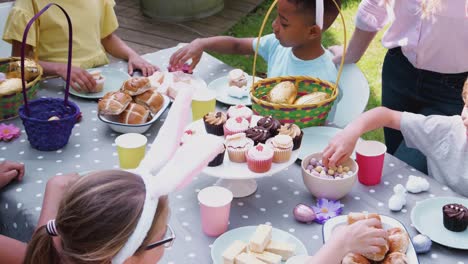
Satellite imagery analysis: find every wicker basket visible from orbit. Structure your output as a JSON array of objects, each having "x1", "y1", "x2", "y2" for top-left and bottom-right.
[
  {"x1": 0, "y1": 57, "x2": 43, "y2": 120},
  {"x1": 18, "y1": 3, "x2": 79, "y2": 151},
  {"x1": 250, "y1": 0, "x2": 347, "y2": 128}
]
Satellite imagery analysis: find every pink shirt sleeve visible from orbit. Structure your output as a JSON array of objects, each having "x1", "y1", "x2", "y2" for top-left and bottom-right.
[{"x1": 355, "y1": 0, "x2": 390, "y2": 32}]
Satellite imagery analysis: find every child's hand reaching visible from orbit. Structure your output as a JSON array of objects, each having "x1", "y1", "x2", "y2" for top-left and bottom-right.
[
  {"x1": 0, "y1": 161, "x2": 25, "y2": 189},
  {"x1": 169, "y1": 40, "x2": 204, "y2": 72},
  {"x1": 332, "y1": 218, "x2": 388, "y2": 256},
  {"x1": 322, "y1": 130, "x2": 360, "y2": 168}
]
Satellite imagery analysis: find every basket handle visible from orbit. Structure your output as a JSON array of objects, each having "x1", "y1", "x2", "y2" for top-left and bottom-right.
[
  {"x1": 21, "y1": 2, "x2": 73, "y2": 116},
  {"x1": 251, "y1": 0, "x2": 347, "y2": 93}
]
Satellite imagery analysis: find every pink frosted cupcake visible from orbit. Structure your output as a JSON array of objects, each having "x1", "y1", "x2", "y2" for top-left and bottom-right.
[
  {"x1": 227, "y1": 105, "x2": 253, "y2": 122},
  {"x1": 266, "y1": 135, "x2": 293, "y2": 163},
  {"x1": 225, "y1": 133, "x2": 254, "y2": 163},
  {"x1": 246, "y1": 143, "x2": 274, "y2": 173},
  {"x1": 223, "y1": 117, "x2": 250, "y2": 137}
]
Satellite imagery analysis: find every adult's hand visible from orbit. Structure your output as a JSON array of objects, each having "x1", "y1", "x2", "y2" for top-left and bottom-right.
[
  {"x1": 56, "y1": 65, "x2": 97, "y2": 93},
  {"x1": 0, "y1": 161, "x2": 25, "y2": 189},
  {"x1": 328, "y1": 45, "x2": 345, "y2": 65}
]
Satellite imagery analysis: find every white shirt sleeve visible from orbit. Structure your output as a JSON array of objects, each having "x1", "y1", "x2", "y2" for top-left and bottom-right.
[{"x1": 355, "y1": 0, "x2": 391, "y2": 32}]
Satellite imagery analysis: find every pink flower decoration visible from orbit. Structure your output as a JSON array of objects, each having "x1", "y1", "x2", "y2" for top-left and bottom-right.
[{"x1": 0, "y1": 123, "x2": 21, "y2": 141}]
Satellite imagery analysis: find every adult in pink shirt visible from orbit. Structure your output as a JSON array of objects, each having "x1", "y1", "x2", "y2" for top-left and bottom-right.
[{"x1": 331, "y1": 0, "x2": 468, "y2": 173}]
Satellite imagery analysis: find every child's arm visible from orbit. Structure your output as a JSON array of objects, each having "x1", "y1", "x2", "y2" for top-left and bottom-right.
[
  {"x1": 101, "y1": 33, "x2": 158, "y2": 77},
  {"x1": 0, "y1": 161, "x2": 24, "y2": 189},
  {"x1": 11, "y1": 41, "x2": 97, "y2": 93},
  {"x1": 0, "y1": 235, "x2": 26, "y2": 264},
  {"x1": 305, "y1": 218, "x2": 387, "y2": 264},
  {"x1": 323, "y1": 107, "x2": 401, "y2": 168},
  {"x1": 169, "y1": 37, "x2": 254, "y2": 71}
]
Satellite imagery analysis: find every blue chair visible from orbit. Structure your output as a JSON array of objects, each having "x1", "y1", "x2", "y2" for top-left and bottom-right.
[
  {"x1": 0, "y1": 2, "x2": 13, "y2": 58},
  {"x1": 326, "y1": 64, "x2": 370, "y2": 128}
]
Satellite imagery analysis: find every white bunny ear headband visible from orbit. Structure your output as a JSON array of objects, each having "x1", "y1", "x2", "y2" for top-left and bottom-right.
[
  {"x1": 316, "y1": 0, "x2": 324, "y2": 30},
  {"x1": 112, "y1": 88, "x2": 224, "y2": 264}
]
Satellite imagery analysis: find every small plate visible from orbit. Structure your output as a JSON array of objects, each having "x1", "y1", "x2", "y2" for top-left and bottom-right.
[
  {"x1": 411, "y1": 196, "x2": 468, "y2": 250},
  {"x1": 98, "y1": 94, "x2": 171, "y2": 134},
  {"x1": 207, "y1": 76, "x2": 262, "y2": 106},
  {"x1": 323, "y1": 215, "x2": 419, "y2": 264},
  {"x1": 69, "y1": 67, "x2": 130, "y2": 99},
  {"x1": 299, "y1": 126, "x2": 358, "y2": 160},
  {"x1": 211, "y1": 226, "x2": 308, "y2": 264}
]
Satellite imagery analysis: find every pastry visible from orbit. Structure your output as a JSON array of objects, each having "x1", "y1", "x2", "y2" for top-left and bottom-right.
[
  {"x1": 250, "y1": 251, "x2": 282, "y2": 264},
  {"x1": 234, "y1": 253, "x2": 265, "y2": 264},
  {"x1": 0, "y1": 78, "x2": 22, "y2": 96},
  {"x1": 147, "y1": 71, "x2": 165, "y2": 88},
  {"x1": 134, "y1": 90, "x2": 164, "y2": 115},
  {"x1": 118, "y1": 103, "x2": 150, "y2": 125},
  {"x1": 264, "y1": 240, "x2": 296, "y2": 261},
  {"x1": 245, "y1": 126, "x2": 271, "y2": 145},
  {"x1": 277, "y1": 123, "x2": 303, "y2": 150},
  {"x1": 208, "y1": 145, "x2": 226, "y2": 167},
  {"x1": 382, "y1": 252, "x2": 409, "y2": 264},
  {"x1": 347, "y1": 213, "x2": 388, "y2": 262},
  {"x1": 222, "y1": 240, "x2": 247, "y2": 264},
  {"x1": 249, "y1": 224, "x2": 272, "y2": 253},
  {"x1": 246, "y1": 143, "x2": 274, "y2": 173},
  {"x1": 257, "y1": 116, "x2": 281, "y2": 136},
  {"x1": 227, "y1": 105, "x2": 253, "y2": 122},
  {"x1": 443, "y1": 203, "x2": 468, "y2": 232},
  {"x1": 121, "y1": 77, "x2": 152, "y2": 96},
  {"x1": 224, "y1": 133, "x2": 254, "y2": 163},
  {"x1": 223, "y1": 117, "x2": 250, "y2": 137},
  {"x1": 89, "y1": 70, "x2": 105, "y2": 93},
  {"x1": 341, "y1": 253, "x2": 370, "y2": 264},
  {"x1": 203, "y1": 112, "x2": 227, "y2": 136},
  {"x1": 294, "y1": 92, "x2": 328, "y2": 105},
  {"x1": 6, "y1": 60, "x2": 40, "y2": 82},
  {"x1": 267, "y1": 81, "x2": 297, "y2": 104},
  {"x1": 228, "y1": 69, "x2": 248, "y2": 88},
  {"x1": 387, "y1": 227, "x2": 409, "y2": 253},
  {"x1": 266, "y1": 135, "x2": 293, "y2": 163},
  {"x1": 98, "y1": 91, "x2": 132, "y2": 115}
]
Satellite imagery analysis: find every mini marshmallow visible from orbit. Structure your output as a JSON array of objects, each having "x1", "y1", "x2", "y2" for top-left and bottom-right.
[
  {"x1": 393, "y1": 184, "x2": 407, "y2": 195},
  {"x1": 388, "y1": 184, "x2": 407, "y2": 211},
  {"x1": 406, "y1": 175, "x2": 430, "y2": 193}
]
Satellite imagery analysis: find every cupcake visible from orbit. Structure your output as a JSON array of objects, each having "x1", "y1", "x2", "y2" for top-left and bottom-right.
[
  {"x1": 227, "y1": 105, "x2": 253, "y2": 122},
  {"x1": 223, "y1": 117, "x2": 250, "y2": 137},
  {"x1": 442, "y1": 204, "x2": 468, "y2": 232},
  {"x1": 246, "y1": 143, "x2": 274, "y2": 173},
  {"x1": 278, "y1": 123, "x2": 303, "y2": 150},
  {"x1": 90, "y1": 70, "x2": 105, "y2": 93},
  {"x1": 208, "y1": 145, "x2": 226, "y2": 167},
  {"x1": 257, "y1": 115, "x2": 281, "y2": 136},
  {"x1": 266, "y1": 135, "x2": 293, "y2": 163},
  {"x1": 225, "y1": 133, "x2": 254, "y2": 163},
  {"x1": 245, "y1": 126, "x2": 271, "y2": 145},
  {"x1": 203, "y1": 112, "x2": 227, "y2": 136}
]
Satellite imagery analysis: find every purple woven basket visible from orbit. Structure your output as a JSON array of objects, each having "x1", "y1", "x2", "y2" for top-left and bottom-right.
[{"x1": 18, "y1": 3, "x2": 79, "y2": 151}]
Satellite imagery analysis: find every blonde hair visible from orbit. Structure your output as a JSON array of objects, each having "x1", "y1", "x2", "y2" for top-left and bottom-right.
[{"x1": 24, "y1": 170, "x2": 169, "y2": 264}]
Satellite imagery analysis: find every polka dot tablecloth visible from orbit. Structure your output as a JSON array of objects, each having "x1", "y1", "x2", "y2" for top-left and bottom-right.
[{"x1": 1, "y1": 47, "x2": 466, "y2": 264}]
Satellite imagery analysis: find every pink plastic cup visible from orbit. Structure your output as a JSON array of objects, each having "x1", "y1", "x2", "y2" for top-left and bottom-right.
[
  {"x1": 355, "y1": 140, "x2": 387, "y2": 186},
  {"x1": 197, "y1": 186, "x2": 233, "y2": 237}
]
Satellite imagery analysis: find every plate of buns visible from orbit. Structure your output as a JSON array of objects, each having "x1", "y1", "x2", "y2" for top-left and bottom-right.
[
  {"x1": 323, "y1": 213, "x2": 419, "y2": 264},
  {"x1": 211, "y1": 225, "x2": 308, "y2": 264},
  {"x1": 69, "y1": 68, "x2": 131, "y2": 99},
  {"x1": 97, "y1": 77, "x2": 170, "y2": 133}
]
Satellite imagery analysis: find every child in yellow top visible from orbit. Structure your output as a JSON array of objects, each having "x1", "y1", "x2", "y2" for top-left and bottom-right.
[
  {"x1": 170, "y1": 0, "x2": 341, "y2": 82},
  {"x1": 2, "y1": 0, "x2": 157, "y2": 93}
]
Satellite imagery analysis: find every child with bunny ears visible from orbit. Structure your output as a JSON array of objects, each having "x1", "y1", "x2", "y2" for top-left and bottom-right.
[
  {"x1": 23, "y1": 87, "x2": 225, "y2": 264},
  {"x1": 170, "y1": 0, "x2": 341, "y2": 82}
]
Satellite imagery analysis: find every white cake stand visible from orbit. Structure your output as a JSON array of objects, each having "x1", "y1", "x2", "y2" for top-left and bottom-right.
[{"x1": 187, "y1": 117, "x2": 299, "y2": 198}]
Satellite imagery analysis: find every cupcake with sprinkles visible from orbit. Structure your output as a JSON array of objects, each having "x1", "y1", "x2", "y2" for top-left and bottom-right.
[
  {"x1": 245, "y1": 126, "x2": 271, "y2": 145},
  {"x1": 257, "y1": 115, "x2": 281, "y2": 136},
  {"x1": 442, "y1": 203, "x2": 468, "y2": 232}
]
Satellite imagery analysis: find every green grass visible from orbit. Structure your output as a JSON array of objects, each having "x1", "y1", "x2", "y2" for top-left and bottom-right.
[{"x1": 211, "y1": 0, "x2": 385, "y2": 142}]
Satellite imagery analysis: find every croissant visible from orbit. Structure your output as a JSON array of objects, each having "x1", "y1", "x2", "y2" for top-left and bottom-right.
[
  {"x1": 387, "y1": 227, "x2": 409, "y2": 254},
  {"x1": 98, "y1": 91, "x2": 132, "y2": 115},
  {"x1": 121, "y1": 77, "x2": 152, "y2": 96},
  {"x1": 382, "y1": 252, "x2": 409, "y2": 264},
  {"x1": 347, "y1": 213, "x2": 388, "y2": 262},
  {"x1": 118, "y1": 103, "x2": 150, "y2": 125},
  {"x1": 134, "y1": 90, "x2": 164, "y2": 115},
  {"x1": 341, "y1": 253, "x2": 370, "y2": 264}
]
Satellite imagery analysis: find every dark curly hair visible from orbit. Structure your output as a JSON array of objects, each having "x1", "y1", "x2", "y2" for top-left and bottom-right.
[{"x1": 287, "y1": 0, "x2": 341, "y2": 30}]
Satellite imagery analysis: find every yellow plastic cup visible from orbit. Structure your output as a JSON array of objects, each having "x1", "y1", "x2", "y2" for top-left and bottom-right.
[
  {"x1": 192, "y1": 89, "x2": 216, "y2": 121},
  {"x1": 115, "y1": 133, "x2": 148, "y2": 169}
]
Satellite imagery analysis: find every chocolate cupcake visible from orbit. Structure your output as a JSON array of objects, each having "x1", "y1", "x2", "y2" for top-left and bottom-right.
[
  {"x1": 443, "y1": 204, "x2": 468, "y2": 232},
  {"x1": 257, "y1": 115, "x2": 281, "y2": 136},
  {"x1": 277, "y1": 123, "x2": 303, "y2": 150},
  {"x1": 246, "y1": 126, "x2": 271, "y2": 145},
  {"x1": 208, "y1": 145, "x2": 226, "y2": 167},
  {"x1": 203, "y1": 112, "x2": 227, "y2": 136}
]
